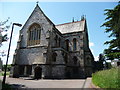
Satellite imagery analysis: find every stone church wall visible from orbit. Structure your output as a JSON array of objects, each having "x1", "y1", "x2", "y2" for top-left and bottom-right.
[
  {"x1": 15, "y1": 47, "x2": 47, "y2": 65},
  {"x1": 19, "y1": 6, "x2": 53, "y2": 48},
  {"x1": 51, "y1": 65, "x2": 66, "y2": 79}
]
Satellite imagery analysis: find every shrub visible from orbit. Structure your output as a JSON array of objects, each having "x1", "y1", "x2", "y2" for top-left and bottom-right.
[{"x1": 0, "y1": 71, "x2": 10, "y2": 76}]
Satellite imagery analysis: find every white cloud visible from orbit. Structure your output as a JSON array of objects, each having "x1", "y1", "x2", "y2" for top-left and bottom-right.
[
  {"x1": 89, "y1": 42, "x2": 94, "y2": 47},
  {"x1": 13, "y1": 33, "x2": 19, "y2": 42},
  {"x1": 95, "y1": 56, "x2": 99, "y2": 61},
  {"x1": 91, "y1": 49, "x2": 94, "y2": 53}
]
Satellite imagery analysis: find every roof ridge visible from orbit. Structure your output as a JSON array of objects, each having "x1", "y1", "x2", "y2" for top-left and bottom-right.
[{"x1": 55, "y1": 20, "x2": 84, "y2": 26}]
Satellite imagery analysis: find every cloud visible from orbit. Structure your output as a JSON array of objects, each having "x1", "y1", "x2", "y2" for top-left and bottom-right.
[
  {"x1": 95, "y1": 56, "x2": 99, "y2": 61},
  {"x1": 91, "y1": 49, "x2": 94, "y2": 53},
  {"x1": 13, "y1": 33, "x2": 19, "y2": 42},
  {"x1": 89, "y1": 42, "x2": 94, "y2": 47}
]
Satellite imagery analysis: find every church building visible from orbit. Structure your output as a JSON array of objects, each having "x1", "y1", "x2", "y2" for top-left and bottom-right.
[{"x1": 10, "y1": 4, "x2": 94, "y2": 79}]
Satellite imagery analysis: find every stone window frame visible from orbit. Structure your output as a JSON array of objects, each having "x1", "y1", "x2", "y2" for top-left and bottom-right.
[
  {"x1": 55, "y1": 35, "x2": 61, "y2": 47},
  {"x1": 73, "y1": 38, "x2": 77, "y2": 51},
  {"x1": 86, "y1": 56, "x2": 91, "y2": 65},
  {"x1": 27, "y1": 23, "x2": 41, "y2": 46},
  {"x1": 52, "y1": 52, "x2": 57, "y2": 62},
  {"x1": 58, "y1": 38, "x2": 61, "y2": 47},
  {"x1": 65, "y1": 39, "x2": 69, "y2": 51},
  {"x1": 55, "y1": 35, "x2": 58, "y2": 47}
]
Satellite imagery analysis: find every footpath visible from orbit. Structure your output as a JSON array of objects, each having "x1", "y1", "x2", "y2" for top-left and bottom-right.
[
  {"x1": 83, "y1": 77, "x2": 100, "y2": 89},
  {"x1": 0, "y1": 76, "x2": 99, "y2": 89}
]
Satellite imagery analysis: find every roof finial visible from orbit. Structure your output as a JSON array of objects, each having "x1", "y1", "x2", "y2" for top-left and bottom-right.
[
  {"x1": 81, "y1": 15, "x2": 85, "y2": 21},
  {"x1": 72, "y1": 17, "x2": 74, "y2": 22},
  {"x1": 36, "y1": 1, "x2": 39, "y2": 5}
]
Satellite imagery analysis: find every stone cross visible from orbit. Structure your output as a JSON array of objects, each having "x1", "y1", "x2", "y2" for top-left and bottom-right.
[{"x1": 36, "y1": 1, "x2": 39, "y2": 4}]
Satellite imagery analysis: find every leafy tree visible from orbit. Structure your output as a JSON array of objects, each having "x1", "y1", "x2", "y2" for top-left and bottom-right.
[
  {"x1": 0, "y1": 18, "x2": 11, "y2": 57},
  {"x1": 99, "y1": 53, "x2": 105, "y2": 62},
  {"x1": 102, "y1": 2, "x2": 120, "y2": 61},
  {"x1": 0, "y1": 17, "x2": 11, "y2": 45}
]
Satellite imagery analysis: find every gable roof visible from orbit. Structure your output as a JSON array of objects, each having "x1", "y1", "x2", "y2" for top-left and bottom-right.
[
  {"x1": 21, "y1": 4, "x2": 54, "y2": 30},
  {"x1": 55, "y1": 20, "x2": 85, "y2": 34},
  {"x1": 36, "y1": 4, "x2": 54, "y2": 26}
]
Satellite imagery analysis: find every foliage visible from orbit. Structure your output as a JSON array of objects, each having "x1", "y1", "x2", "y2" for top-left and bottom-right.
[
  {"x1": 105, "y1": 62, "x2": 112, "y2": 69},
  {"x1": 2, "y1": 83, "x2": 12, "y2": 90},
  {"x1": 2, "y1": 64, "x2": 11, "y2": 71},
  {"x1": 0, "y1": 18, "x2": 11, "y2": 58},
  {"x1": 0, "y1": 80, "x2": 11, "y2": 90},
  {"x1": 92, "y1": 67, "x2": 120, "y2": 89},
  {"x1": 99, "y1": 53, "x2": 105, "y2": 61},
  {"x1": 101, "y1": 2, "x2": 120, "y2": 60},
  {"x1": 0, "y1": 17, "x2": 11, "y2": 46},
  {"x1": 0, "y1": 71, "x2": 10, "y2": 76}
]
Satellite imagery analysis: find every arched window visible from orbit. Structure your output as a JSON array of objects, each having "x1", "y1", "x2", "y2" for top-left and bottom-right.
[
  {"x1": 64, "y1": 54, "x2": 68, "y2": 63},
  {"x1": 55, "y1": 35, "x2": 58, "y2": 47},
  {"x1": 73, "y1": 38, "x2": 77, "y2": 51},
  {"x1": 52, "y1": 52, "x2": 57, "y2": 62},
  {"x1": 28, "y1": 23, "x2": 41, "y2": 46},
  {"x1": 58, "y1": 38, "x2": 61, "y2": 47},
  {"x1": 65, "y1": 39, "x2": 69, "y2": 51},
  {"x1": 86, "y1": 57, "x2": 91, "y2": 65}
]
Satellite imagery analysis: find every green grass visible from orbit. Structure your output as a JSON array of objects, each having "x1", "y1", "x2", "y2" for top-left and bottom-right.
[
  {"x1": 0, "y1": 72, "x2": 10, "y2": 76},
  {"x1": 0, "y1": 80, "x2": 11, "y2": 90},
  {"x1": 2, "y1": 84, "x2": 12, "y2": 90},
  {"x1": 92, "y1": 67, "x2": 120, "y2": 89}
]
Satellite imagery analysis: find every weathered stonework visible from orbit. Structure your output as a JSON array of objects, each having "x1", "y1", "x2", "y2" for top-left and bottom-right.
[{"x1": 10, "y1": 4, "x2": 94, "y2": 79}]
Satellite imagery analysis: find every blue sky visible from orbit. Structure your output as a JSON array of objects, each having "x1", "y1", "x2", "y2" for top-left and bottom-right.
[{"x1": 0, "y1": 2, "x2": 118, "y2": 64}]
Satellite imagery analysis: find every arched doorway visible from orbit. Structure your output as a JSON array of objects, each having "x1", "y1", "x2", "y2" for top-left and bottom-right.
[{"x1": 34, "y1": 66, "x2": 42, "y2": 79}]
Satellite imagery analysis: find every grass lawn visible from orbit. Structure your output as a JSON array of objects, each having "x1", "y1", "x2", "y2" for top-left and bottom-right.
[
  {"x1": 92, "y1": 67, "x2": 120, "y2": 89},
  {"x1": 2, "y1": 83, "x2": 12, "y2": 90},
  {"x1": 0, "y1": 72, "x2": 11, "y2": 90}
]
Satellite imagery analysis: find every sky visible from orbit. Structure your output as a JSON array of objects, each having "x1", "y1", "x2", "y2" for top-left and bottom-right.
[{"x1": 0, "y1": 2, "x2": 118, "y2": 64}]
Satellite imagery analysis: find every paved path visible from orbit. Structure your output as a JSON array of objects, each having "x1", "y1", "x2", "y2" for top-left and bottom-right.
[{"x1": 0, "y1": 76, "x2": 93, "y2": 89}]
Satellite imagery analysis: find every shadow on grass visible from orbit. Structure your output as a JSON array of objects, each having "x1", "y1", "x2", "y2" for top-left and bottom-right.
[
  {"x1": 2, "y1": 84, "x2": 11, "y2": 90},
  {"x1": 2, "y1": 83, "x2": 25, "y2": 90}
]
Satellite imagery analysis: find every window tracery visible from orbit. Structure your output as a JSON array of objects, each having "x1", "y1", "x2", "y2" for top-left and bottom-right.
[{"x1": 27, "y1": 23, "x2": 41, "y2": 46}]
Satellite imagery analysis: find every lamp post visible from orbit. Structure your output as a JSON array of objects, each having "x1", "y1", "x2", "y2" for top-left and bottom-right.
[{"x1": 2, "y1": 23, "x2": 22, "y2": 85}]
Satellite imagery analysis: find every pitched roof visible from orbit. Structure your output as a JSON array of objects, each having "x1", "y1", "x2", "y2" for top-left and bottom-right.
[
  {"x1": 55, "y1": 20, "x2": 85, "y2": 34},
  {"x1": 21, "y1": 4, "x2": 54, "y2": 30},
  {"x1": 36, "y1": 4, "x2": 54, "y2": 25}
]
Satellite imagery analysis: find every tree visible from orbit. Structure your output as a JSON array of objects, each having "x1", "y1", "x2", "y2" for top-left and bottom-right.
[
  {"x1": 0, "y1": 17, "x2": 11, "y2": 45},
  {"x1": 101, "y1": 2, "x2": 120, "y2": 61},
  {"x1": 99, "y1": 53, "x2": 105, "y2": 62},
  {"x1": 0, "y1": 18, "x2": 11, "y2": 56}
]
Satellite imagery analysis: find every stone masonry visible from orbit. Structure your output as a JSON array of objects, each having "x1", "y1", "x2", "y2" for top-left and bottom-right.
[{"x1": 10, "y1": 4, "x2": 94, "y2": 79}]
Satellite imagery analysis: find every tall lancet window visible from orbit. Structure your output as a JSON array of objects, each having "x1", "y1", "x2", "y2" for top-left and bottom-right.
[
  {"x1": 65, "y1": 39, "x2": 69, "y2": 51},
  {"x1": 73, "y1": 38, "x2": 77, "y2": 51},
  {"x1": 28, "y1": 23, "x2": 41, "y2": 46}
]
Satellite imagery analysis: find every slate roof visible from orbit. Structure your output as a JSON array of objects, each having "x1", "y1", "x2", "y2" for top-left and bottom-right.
[{"x1": 55, "y1": 20, "x2": 85, "y2": 34}]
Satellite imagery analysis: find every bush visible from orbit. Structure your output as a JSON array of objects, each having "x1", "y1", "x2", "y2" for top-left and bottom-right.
[
  {"x1": 0, "y1": 72, "x2": 10, "y2": 76},
  {"x1": 2, "y1": 64, "x2": 12, "y2": 71},
  {"x1": 92, "y1": 67, "x2": 120, "y2": 88}
]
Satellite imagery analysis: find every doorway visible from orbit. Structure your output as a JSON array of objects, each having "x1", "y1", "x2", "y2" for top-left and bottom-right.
[{"x1": 34, "y1": 66, "x2": 42, "y2": 79}]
